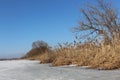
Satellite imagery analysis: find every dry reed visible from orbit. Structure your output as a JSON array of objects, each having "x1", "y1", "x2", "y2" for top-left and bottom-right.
[{"x1": 26, "y1": 38, "x2": 120, "y2": 70}]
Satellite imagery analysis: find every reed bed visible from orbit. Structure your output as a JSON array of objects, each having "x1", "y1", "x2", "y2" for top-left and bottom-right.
[{"x1": 25, "y1": 39, "x2": 120, "y2": 70}]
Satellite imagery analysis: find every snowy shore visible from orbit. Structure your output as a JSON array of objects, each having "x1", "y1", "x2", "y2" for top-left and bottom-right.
[{"x1": 0, "y1": 60, "x2": 120, "y2": 80}]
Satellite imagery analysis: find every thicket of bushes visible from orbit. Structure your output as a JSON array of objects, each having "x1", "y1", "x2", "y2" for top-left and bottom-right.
[{"x1": 22, "y1": 40, "x2": 51, "y2": 58}]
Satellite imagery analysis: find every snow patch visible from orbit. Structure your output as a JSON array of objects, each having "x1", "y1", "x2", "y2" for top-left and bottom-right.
[{"x1": 0, "y1": 60, "x2": 120, "y2": 80}]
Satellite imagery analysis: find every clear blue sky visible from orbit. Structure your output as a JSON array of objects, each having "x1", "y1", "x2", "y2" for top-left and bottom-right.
[{"x1": 0, "y1": 0, "x2": 119, "y2": 58}]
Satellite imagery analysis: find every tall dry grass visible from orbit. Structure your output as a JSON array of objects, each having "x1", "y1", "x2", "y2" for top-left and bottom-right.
[
  {"x1": 25, "y1": 37, "x2": 120, "y2": 70},
  {"x1": 52, "y1": 40, "x2": 120, "y2": 70}
]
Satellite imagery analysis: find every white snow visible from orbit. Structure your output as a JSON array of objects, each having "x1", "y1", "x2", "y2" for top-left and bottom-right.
[{"x1": 0, "y1": 60, "x2": 120, "y2": 80}]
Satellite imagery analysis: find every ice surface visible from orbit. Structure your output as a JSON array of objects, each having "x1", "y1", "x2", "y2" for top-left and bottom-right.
[{"x1": 0, "y1": 60, "x2": 120, "y2": 80}]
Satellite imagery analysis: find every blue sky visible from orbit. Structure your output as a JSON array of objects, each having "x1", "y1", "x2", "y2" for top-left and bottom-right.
[{"x1": 0, "y1": 0, "x2": 119, "y2": 58}]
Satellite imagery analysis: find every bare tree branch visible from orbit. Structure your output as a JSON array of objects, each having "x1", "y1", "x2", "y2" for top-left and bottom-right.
[{"x1": 73, "y1": 0, "x2": 120, "y2": 42}]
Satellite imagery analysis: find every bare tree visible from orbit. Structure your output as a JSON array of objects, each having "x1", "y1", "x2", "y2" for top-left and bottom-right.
[
  {"x1": 32, "y1": 40, "x2": 51, "y2": 52},
  {"x1": 73, "y1": 0, "x2": 120, "y2": 43},
  {"x1": 32, "y1": 40, "x2": 49, "y2": 49}
]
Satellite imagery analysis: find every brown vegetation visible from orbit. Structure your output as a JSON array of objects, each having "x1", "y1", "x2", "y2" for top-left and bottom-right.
[
  {"x1": 52, "y1": 40, "x2": 120, "y2": 70},
  {"x1": 24, "y1": 40, "x2": 120, "y2": 70}
]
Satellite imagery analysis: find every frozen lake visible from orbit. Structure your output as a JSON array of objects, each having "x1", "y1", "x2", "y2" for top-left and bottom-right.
[{"x1": 0, "y1": 60, "x2": 120, "y2": 80}]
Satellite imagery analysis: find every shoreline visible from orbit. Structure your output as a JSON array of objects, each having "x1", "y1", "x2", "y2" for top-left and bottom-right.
[{"x1": 0, "y1": 58, "x2": 20, "y2": 61}]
